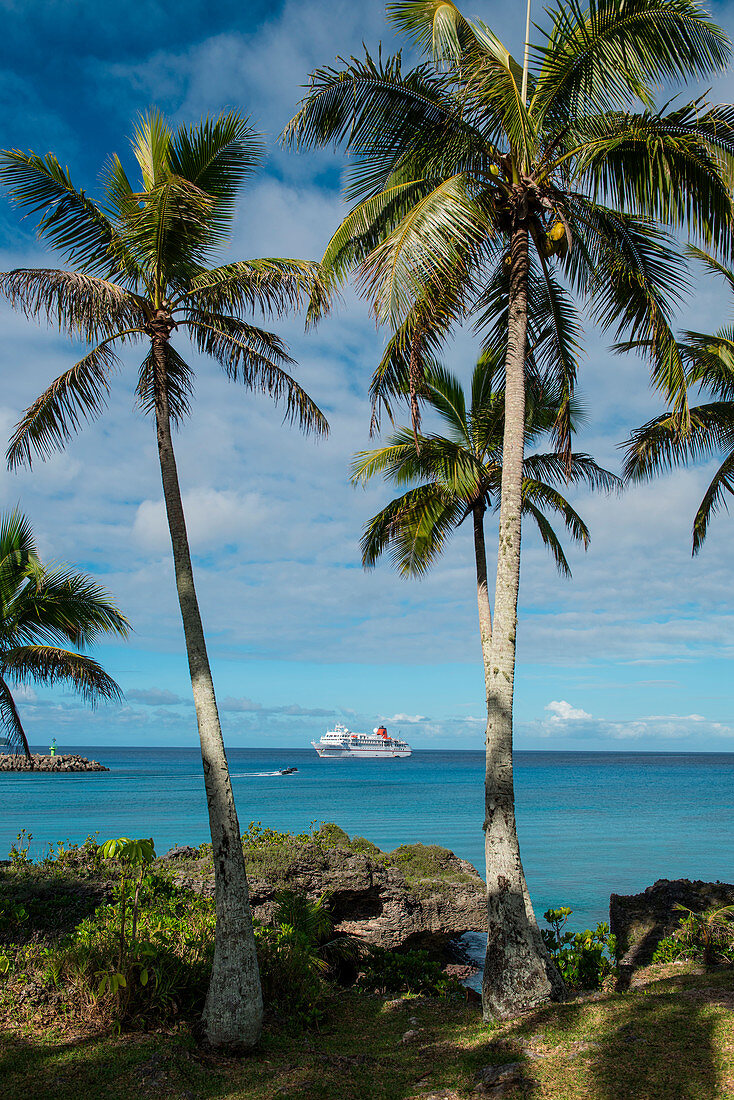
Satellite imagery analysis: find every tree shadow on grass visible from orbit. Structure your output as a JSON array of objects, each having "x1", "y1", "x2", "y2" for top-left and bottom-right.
[
  {"x1": 2, "y1": 971, "x2": 731, "y2": 1100},
  {"x1": 457, "y1": 968, "x2": 732, "y2": 1100}
]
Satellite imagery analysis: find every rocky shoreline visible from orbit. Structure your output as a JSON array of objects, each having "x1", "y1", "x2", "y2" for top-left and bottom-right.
[{"x1": 0, "y1": 754, "x2": 109, "y2": 772}]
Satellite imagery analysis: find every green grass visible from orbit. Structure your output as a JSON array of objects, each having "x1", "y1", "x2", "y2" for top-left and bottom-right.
[{"x1": 1, "y1": 964, "x2": 732, "y2": 1100}]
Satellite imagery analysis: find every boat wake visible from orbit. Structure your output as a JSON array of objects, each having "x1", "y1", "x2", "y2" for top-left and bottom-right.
[{"x1": 230, "y1": 770, "x2": 296, "y2": 778}]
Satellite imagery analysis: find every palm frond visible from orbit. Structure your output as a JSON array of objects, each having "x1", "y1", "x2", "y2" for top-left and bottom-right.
[
  {"x1": 521, "y1": 499, "x2": 573, "y2": 576},
  {"x1": 622, "y1": 403, "x2": 734, "y2": 480},
  {"x1": 360, "y1": 483, "x2": 465, "y2": 575},
  {"x1": 691, "y1": 450, "x2": 734, "y2": 553},
  {"x1": 520, "y1": 478, "x2": 591, "y2": 548},
  {"x1": 7, "y1": 340, "x2": 127, "y2": 470},
  {"x1": 184, "y1": 258, "x2": 334, "y2": 320},
  {"x1": 187, "y1": 318, "x2": 328, "y2": 437},
  {"x1": 1, "y1": 646, "x2": 123, "y2": 705},
  {"x1": 571, "y1": 104, "x2": 734, "y2": 255},
  {"x1": 0, "y1": 150, "x2": 140, "y2": 281},
  {"x1": 522, "y1": 452, "x2": 621, "y2": 492},
  {"x1": 136, "y1": 344, "x2": 195, "y2": 427},
  {"x1": 0, "y1": 269, "x2": 143, "y2": 342},
  {"x1": 11, "y1": 566, "x2": 130, "y2": 649},
  {"x1": 361, "y1": 173, "x2": 489, "y2": 326},
  {"x1": 534, "y1": 0, "x2": 730, "y2": 124}
]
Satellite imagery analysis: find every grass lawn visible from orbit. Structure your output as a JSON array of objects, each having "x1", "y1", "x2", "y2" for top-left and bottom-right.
[{"x1": 2, "y1": 963, "x2": 733, "y2": 1100}]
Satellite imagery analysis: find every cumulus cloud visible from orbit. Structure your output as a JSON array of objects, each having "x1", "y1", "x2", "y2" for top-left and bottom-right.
[
  {"x1": 384, "y1": 713, "x2": 429, "y2": 724},
  {"x1": 544, "y1": 700, "x2": 593, "y2": 723},
  {"x1": 522, "y1": 700, "x2": 734, "y2": 747}
]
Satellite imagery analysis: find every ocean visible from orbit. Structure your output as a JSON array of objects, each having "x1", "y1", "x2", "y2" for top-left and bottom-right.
[{"x1": 1, "y1": 747, "x2": 732, "y2": 933}]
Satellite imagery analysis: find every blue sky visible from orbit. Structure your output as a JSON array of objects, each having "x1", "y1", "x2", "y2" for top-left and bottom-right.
[{"x1": 2, "y1": 0, "x2": 734, "y2": 751}]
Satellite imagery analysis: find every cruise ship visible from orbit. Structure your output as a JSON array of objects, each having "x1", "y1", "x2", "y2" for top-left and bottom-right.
[{"x1": 312, "y1": 723, "x2": 412, "y2": 758}]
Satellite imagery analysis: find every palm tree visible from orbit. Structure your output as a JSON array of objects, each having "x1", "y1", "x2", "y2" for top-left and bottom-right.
[
  {"x1": 284, "y1": 0, "x2": 734, "y2": 1018},
  {"x1": 624, "y1": 249, "x2": 734, "y2": 554},
  {"x1": 352, "y1": 359, "x2": 616, "y2": 969},
  {"x1": 0, "y1": 111, "x2": 330, "y2": 1049},
  {"x1": 0, "y1": 509, "x2": 128, "y2": 763}
]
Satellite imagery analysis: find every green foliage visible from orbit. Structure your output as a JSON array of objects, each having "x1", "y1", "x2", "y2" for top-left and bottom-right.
[
  {"x1": 0, "y1": 509, "x2": 128, "y2": 759},
  {"x1": 352, "y1": 359, "x2": 618, "y2": 581},
  {"x1": 41, "y1": 833, "x2": 101, "y2": 874},
  {"x1": 357, "y1": 947, "x2": 459, "y2": 997},
  {"x1": 542, "y1": 907, "x2": 617, "y2": 990},
  {"x1": 3, "y1": 870, "x2": 215, "y2": 1025},
  {"x1": 652, "y1": 903, "x2": 734, "y2": 966},
  {"x1": 8, "y1": 830, "x2": 33, "y2": 867},
  {"x1": 254, "y1": 890, "x2": 362, "y2": 1028},
  {"x1": 97, "y1": 836, "x2": 157, "y2": 970}
]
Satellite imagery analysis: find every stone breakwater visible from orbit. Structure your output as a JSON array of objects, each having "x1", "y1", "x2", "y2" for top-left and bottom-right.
[{"x1": 0, "y1": 754, "x2": 109, "y2": 772}]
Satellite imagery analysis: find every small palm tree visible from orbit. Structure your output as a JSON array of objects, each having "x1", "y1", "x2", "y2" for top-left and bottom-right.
[
  {"x1": 353, "y1": 359, "x2": 617, "y2": 758},
  {"x1": 0, "y1": 510, "x2": 128, "y2": 762},
  {"x1": 624, "y1": 249, "x2": 734, "y2": 554},
  {"x1": 353, "y1": 356, "x2": 618, "y2": 583},
  {"x1": 285, "y1": 0, "x2": 734, "y2": 1018},
  {"x1": 0, "y1": 111, "x2": 329, "y2": 1049}
]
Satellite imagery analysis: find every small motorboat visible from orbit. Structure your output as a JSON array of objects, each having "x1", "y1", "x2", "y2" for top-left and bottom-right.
[{"x1": 278, "y1": 766, "x2": 298, "y2": 775}]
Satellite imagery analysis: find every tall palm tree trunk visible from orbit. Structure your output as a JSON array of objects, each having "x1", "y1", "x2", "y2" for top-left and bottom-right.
[
  {"x1": 152, "y1": 333, "x2": 263, "y2": 1050},
  {"x1": 472, "y1": 502, "x2": 540, "y2": 941},
  {"x1": 482, "y1": 225, "x2": 562, "y2": 1021}
]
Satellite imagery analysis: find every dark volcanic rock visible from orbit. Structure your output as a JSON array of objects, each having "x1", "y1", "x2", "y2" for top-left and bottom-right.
[
  {"x1": 164, "y1": 829, "x2": 488, "y2": 951},
  {"x1": 159, "y1": 845, "x2": 199, "y2": 861},
  {"x1": 0, "y1": 753, "x2": 108, "y2": 772},
  {"x1": 610, "y1": 877, "x2": 734, "y2": 979}
]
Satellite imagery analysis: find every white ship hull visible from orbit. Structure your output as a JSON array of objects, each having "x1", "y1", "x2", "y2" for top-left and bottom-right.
[{"x1": 312, "y1": 744, "x2": 411, "y2": 758}]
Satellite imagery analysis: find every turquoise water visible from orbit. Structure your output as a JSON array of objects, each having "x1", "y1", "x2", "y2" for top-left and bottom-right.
[{"x1": 2, "y1": 748, "x2": 732, "y2": 930}]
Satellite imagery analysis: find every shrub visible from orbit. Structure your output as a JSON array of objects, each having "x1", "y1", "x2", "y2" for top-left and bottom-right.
[
  {"x1": 542, "y1": 907, "x2": 617, "y2": 990},
  {"x1": 254, "y1": 890, "x2": 362, "y2": 1027},
  {"x1": 357, "y1": 947, "x2": 460, "y2": 997},
  {"x1": 652, "y1": 904, "x2": 734, "y2": 966}
]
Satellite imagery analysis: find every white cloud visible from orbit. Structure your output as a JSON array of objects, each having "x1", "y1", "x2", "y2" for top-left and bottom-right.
[
  {"x1": 384, "y1": 713, "x2": 428, "y2": 724},
  {"x1": 524, "y1": 700, "x2": 734, "y2": 746},
  {"x1": 544, "y1": 700, "x2": 592, "y2": 723}
]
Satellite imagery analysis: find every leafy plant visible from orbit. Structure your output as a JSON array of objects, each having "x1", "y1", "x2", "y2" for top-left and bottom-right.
[
  {"x1": 253, "y1": 890, "x2": 362, "y2": 1027},
  {"x1": 542, "y1": 908, "x2": 617, "y2": 990},
  {"x1": 98, "y1": 837, "x2": 156, "y2": 969}
]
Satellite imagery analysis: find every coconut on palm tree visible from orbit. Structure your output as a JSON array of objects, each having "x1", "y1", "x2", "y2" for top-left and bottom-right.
[
  {"x1": 0, "y1": 509, "x2": 128, "y2": 762},
  {"x1": 624, "y1": 249, "x2": 734, "y2": 553},
  {"x1": 285, "y1": 0, "x2": 734, "y2": 1017},
  {"x1": 0, "y1": 111, "x2": 330, "y2": 1049}
]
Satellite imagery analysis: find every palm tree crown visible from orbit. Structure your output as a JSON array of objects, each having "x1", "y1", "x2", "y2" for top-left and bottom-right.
[
  {"x1": 624, "y1": 248, "x2": 734, "y2": 553},
  {"x1": 285, "y1": 0, "x2": 734, "y2": 429},
  {"x1": 1, "y1": 110, "x2": 328, "y2": 466},
  {"x1": 353, "y1": 357, "x2": 618, "y2": 580},
  {"x1": 0, "y1": 510, "x2": 128, "y2": 760}
]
